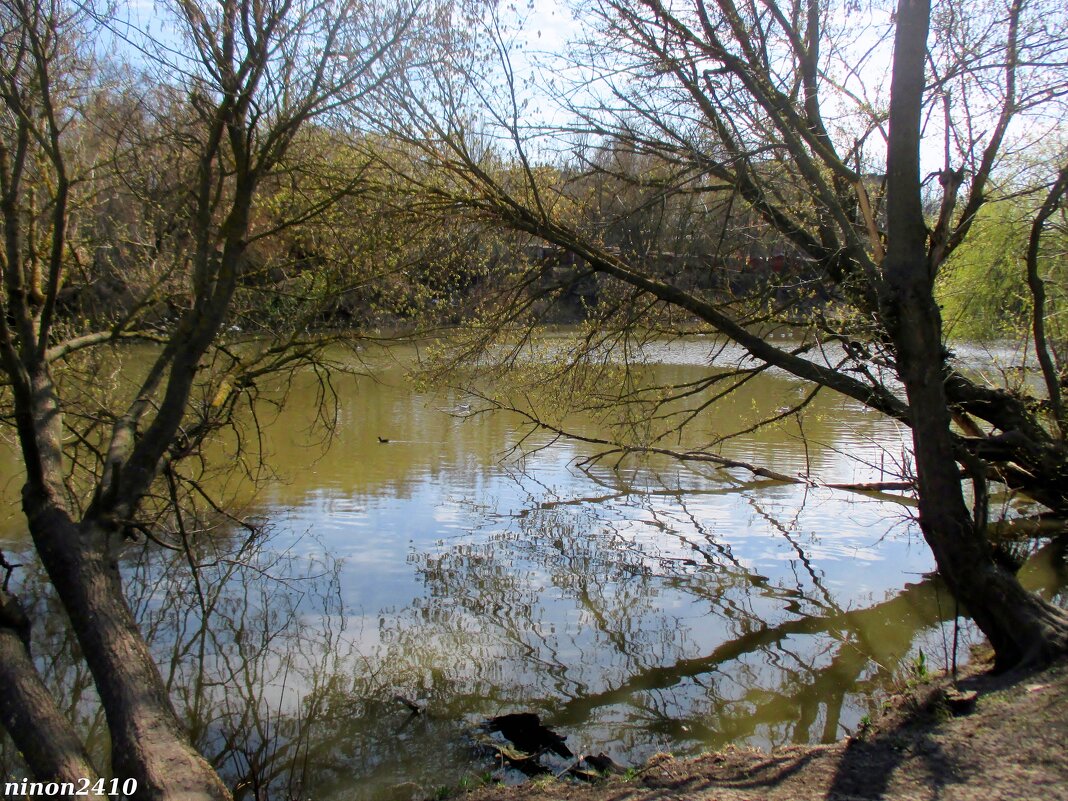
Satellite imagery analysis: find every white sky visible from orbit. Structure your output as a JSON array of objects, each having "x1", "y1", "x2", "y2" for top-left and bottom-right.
[{"x1": 491, "y1": 0, "x2": 1065, "y2": 184}]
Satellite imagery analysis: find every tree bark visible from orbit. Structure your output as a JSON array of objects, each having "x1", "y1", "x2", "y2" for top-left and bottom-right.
[
  {"x1": 0, "y1": 591, "x2": 99, "y2": 791},
  {"x1": 882, "y1": 0, "x2": 1068, "y2": 670},
  {"x1": 23, "y1": 486, "x2": 232, "y2": 801}
]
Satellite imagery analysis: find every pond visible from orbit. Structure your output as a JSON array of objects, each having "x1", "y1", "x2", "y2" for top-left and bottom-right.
[{"x1": 0, "y1": 334, "x2": 1063, "y2": 800}]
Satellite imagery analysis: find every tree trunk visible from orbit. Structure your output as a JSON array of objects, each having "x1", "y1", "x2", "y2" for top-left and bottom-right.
[
  {"x1": 0, "y1": 591, "x2": 99, "y2": 791},
  {"x1": 23, "y1": 487, "x2": 232, "y2": 801},
  {"x1": 883, "y1": 0, "x2": 1068, "y2": 670}
]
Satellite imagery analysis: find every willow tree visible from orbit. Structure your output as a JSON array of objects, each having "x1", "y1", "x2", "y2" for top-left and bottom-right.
[
  {"x1": 374, "y1": 0, "x2": 1068, "y2": 669},
  {"x1": 0, "y1": 0, "x2": 417, "y2": 796}
]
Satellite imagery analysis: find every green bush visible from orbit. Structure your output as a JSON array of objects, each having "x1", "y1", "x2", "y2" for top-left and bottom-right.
[{"x1": 937, "y1": 198, "x2": 1066, "y2": 343}]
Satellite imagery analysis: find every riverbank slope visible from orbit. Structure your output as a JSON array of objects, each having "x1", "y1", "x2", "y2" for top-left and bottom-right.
[{"x1": 464, "y1": 656, "x2": 1068, "y2": 801}]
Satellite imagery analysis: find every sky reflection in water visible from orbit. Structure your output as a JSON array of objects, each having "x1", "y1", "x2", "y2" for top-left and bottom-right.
[
  {"x1": 4, "y1": 338, "x2": 1054, "y2": 800},
  {"x1": 239, "y1": 341, "x2": 968, "y2": 797}
]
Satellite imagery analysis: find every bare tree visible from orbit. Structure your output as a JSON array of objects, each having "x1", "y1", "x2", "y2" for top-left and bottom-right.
[
  {"x1": 0, "y1": 0, "x2": 417, "y2": 796},
  {"x1": 374, "y1": 0, "x2": 1068, "y2": 669}
]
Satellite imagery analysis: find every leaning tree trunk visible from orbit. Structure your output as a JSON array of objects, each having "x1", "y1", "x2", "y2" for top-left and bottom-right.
[
  {"x1": 22, "y1": 485, "x2": 232, "y2": 801},
  {"x1": 10, "y1": 356, "x2": 231, "y2": 801},
  {"x1": 0, "y1": 589, "x2": 100, "y2": 788},
  {"x1": 883, "y1": 0, "x2": 1068, "y2": 670}
]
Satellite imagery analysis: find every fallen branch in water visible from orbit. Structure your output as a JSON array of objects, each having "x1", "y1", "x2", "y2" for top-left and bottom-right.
[
  {"x1": 480, "y1": 395, "x2": 918, "y2": 501},
  {"x1": 989, "y1": 516, "x2": 1068, "y2": 540},
  {"x1": 824, "y1": 480, "x2": 915, "y2": 491}
]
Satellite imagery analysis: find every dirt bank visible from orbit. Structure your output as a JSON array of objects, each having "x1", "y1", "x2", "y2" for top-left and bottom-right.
[{"x1": 461, "y1": 657, "x2": 1068, "y2": 801}]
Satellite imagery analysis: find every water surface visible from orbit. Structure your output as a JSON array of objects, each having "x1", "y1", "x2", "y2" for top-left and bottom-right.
[{"x1": 1, "y1": 336, "x2": 1062, "y2": 800}]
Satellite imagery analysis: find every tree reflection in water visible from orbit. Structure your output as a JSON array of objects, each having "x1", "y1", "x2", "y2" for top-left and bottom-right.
[
  {"x1": 1, "y1": 481, "x2": 1064, "y2": 801},
  {"x1": 395, "y1": 477, "x2": 1064, "y2": 770}
]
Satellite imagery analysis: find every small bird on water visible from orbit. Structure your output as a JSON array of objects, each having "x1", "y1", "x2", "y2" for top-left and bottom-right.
[{"x1": 377, "y1": 436, "x2": 390, "y2": 443}]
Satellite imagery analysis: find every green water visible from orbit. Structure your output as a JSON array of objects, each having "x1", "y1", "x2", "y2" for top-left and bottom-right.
[{"x1": 0, "y1": 335, "x2": 1063, "y2": 800}]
